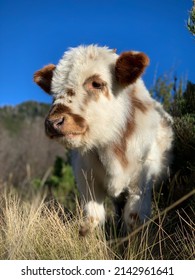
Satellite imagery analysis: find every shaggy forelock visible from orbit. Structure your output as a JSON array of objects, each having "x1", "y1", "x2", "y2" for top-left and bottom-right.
[{"x1": 51, "y1": 45, "x2": 118, "y2": 95}]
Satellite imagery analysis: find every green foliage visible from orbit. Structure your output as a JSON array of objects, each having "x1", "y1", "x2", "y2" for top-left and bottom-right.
[
  {"x1": 31, "y1": 154, "x2": 77, "y2": 212},
  {"x1": 150, "y1": 74, "x2": 174, "y2": 111},
  {"x1": 149, "y1": 78, "x2": 195, "y2": 248},
  {"x1": 171, "y1": 82, "x2": 195, "y2": 195},
  {"x1": 16, "y1": 101, "x2": 50, "y2": 118},
  {"x1": 0, "y1": 114, "x2": 24, "y2": 135},
  {"x1": 46, "y1": 155, "x2": 78, "y2": 212},
  {"x1": 0, "y1": 101, "x2": 50, "y2": 119},
  {"x1": 152, "y1": 75, "x2": 195, "y2": 210},
  {"x1": 187, "y1": 0, "x2": 195, "y2": 36},
  {"x1": 48, "y1": 156, "x2": 74, "y2": 191},
  {"x1": 173, "y1": 82, "x2": 195, "y2": 115},
  {"x1": 0, "y1": 101, "x2": 50, "y2": 135}
]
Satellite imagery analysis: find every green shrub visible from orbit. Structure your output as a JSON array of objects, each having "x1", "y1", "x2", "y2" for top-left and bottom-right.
[{"x1": 45, "y1": 155, "x2": 78, "y2": 212}]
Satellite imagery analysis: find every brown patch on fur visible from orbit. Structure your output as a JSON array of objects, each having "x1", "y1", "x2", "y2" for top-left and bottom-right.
[
  {"x1": 89, "y1": 53, "x2": 94, "y2": 59},
  {"x1": 113, "y1": 112, "x2": 135, "y2": 168},
  {"x1": 113, "y1": 144, "x2": 128, "y2": 167},
  {"x1": 132, "y1": 97, "x2": 148, "y2": 113},
  {"x1": 131, "y1": 89, "x2": 149, "y2": 113},
  {"x1": 83, "y1": 74, "x2": 109, "y2": 102},
  {"x1": 112, "y1": 89, "x2": 149, "y2": 167},
  {"x1": 115, "y1": 51, "x2": 149, "y2": 87},
  {"x1": 34, "y1": 64, "x2": 56, "y2": 94},
  {"x1": 67, "y1": 88, "x2": 75, "y2": 96},
  {"x1": 46, "y1": 104, "x2": 88, "y2": 137},
  {"x1": 58, "y1": 95, "x2": 65, "y2": 99},
  {"x1": 71, "y1": 114, "x2": 88, "y2": 130},
  {"x1": 49, "y1": 104, "x2": 71, "y2": 117},
  {"x1": 104, "y1": 87, "x2": 110, "y2": 99},
  {"x1": 113, "y1": 88, "x2": 152, "y2": 167}
]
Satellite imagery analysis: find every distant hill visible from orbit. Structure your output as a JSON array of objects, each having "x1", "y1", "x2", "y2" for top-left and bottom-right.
[{"x1": 0, "y1": 101, "x2": 66, "y2": 185}]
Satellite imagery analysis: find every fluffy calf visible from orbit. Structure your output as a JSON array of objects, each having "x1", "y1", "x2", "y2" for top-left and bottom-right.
[{"x1": 34, "y1": 45, "x2": 173, "y2": 235}]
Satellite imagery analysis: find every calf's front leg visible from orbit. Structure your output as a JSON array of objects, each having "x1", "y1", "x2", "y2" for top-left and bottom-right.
[
  {"x1": 123, "y1": 182, "x2": 152, "y2": 232},
  {"x1": 76, "y1": 169, "x2": 106, "y2": 236}
]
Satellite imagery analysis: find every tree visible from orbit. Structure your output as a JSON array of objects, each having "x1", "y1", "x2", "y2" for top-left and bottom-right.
[
  {"x1": 171, "y1": 81, "x2": 195, "y2": 195},
  {"x1": 187, "y1": 0, "x2": 195, "y2": 36},
  {"x1": 150, "y1": 73, "x2": 175, "y2": 111},
  {"x1": 152, "y1": 74, "x2": 195, "y2": 206}
]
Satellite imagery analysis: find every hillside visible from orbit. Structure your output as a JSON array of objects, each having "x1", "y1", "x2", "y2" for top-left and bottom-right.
[{"x1": 0, "y1": 101, "x2": 66, "y2": 186}]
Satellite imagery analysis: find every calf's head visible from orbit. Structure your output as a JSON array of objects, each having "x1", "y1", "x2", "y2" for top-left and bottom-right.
[{"x1": 34, "y1": 45, "x2": 149, "y2": 149}]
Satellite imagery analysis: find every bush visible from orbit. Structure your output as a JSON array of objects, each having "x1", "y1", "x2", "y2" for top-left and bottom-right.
[
  {"x1": 170, "y1": 81, "x2": 195, "y2": 200},
  {"x1": 44, "y1": 155, "x2": 78, "y2": 212},
  {"x1": 187, "y1": 1, "x2": 195, "y2": 36}
]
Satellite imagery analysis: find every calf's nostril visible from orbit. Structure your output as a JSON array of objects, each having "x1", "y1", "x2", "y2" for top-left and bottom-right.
[
  {"x1": 45, "y1": 116, "x2": 65, "y2": 137},
  {"x1": 53, "y1": 117, "x2": 64, "y2": 128}
]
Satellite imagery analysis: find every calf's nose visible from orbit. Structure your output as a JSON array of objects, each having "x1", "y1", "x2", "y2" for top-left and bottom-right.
[{"x1": 45, "y1": 117, "x2": 65, "y2": 136}]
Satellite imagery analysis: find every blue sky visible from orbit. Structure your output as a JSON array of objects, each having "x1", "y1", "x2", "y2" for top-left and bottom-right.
[{"x1": 0, "y1": 0, "x2": 194, "y2": 106}]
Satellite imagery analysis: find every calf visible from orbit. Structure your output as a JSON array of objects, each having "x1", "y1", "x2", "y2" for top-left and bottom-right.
[{"x1": 34, "y1": 45, "x2": 173, "y2": 235}]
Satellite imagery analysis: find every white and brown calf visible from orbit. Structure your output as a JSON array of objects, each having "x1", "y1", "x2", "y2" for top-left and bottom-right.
[{"x1": 34, "y1": 45, "x2": 173, "y2": 235}]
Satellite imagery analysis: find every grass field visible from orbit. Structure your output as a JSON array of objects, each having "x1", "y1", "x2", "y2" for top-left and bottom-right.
[{"x1": 0, "y1": 183, "x2": 194, "y2": 260}]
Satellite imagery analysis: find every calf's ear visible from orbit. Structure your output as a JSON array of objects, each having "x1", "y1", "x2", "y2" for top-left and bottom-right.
[
  {"x1": 33, "y1": 64, "x2": 56, "y2": 94},
  {"x1": 115, "y1": 51, "x2": 149, "y2": 87}
]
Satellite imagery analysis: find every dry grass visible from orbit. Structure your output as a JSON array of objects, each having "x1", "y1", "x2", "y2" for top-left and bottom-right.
[{"x1": 0, "y1": 184, "x2": 194, "y2": 260}]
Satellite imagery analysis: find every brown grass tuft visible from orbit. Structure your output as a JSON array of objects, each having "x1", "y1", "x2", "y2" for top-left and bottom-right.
[{"x1": 0, "y1": 184, "x2": 194, "y2": 260}]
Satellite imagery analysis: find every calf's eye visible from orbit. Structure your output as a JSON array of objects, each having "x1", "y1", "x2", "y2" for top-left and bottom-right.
[{"x1": 92, "y1": 81, "x2": 103, "y2": 89}]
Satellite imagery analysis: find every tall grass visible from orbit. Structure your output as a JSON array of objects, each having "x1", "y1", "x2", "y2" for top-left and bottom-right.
[{"x1": 0, "y1": 183, "x2": 194, "y2": 260}]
